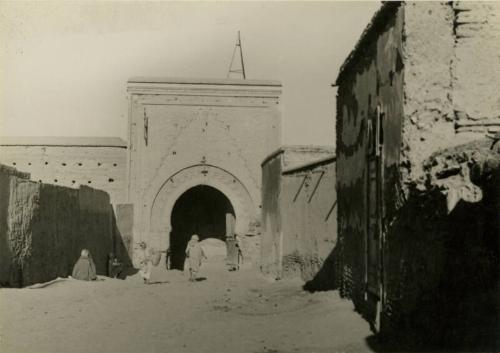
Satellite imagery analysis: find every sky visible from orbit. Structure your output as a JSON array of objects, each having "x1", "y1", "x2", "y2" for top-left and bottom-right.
[{"x1": 0, "y1": 1, "x2": 380, "y2": 146}]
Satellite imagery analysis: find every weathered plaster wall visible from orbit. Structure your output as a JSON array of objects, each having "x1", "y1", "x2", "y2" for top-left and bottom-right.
[
  {"x1": 453, "y1": 1, "x2": 500, "y2": 134},
  {"x1": 127, "y1": 78, "x2": 282, "y2": 259},
  {"x1": 336, "y1": 2, "x2": 405, "y2": 313},
  {"x1": 336, "y1": 1, "x2": 500, "y2": 348},
  {"x1": 0, "y1": 138, "x2": 127, "y2": 204},
  {"x1": 0, "y1": 165, "x2": 30, "y2": 285},
  {"x1": 0, "y1": 164, "x2": 122, "y2": 287},
  {"x1": 260, "y1": 152, "x2": 282, "y2": 277},
  {"x1": 261, "y1": 146, "x2": 336, "y2": 285},
  {"x1": 281, "y1": 157, "x2": 337, "y2": 289},
  {"x1": 402, "y1": 1, "x2": 500, "y2": 185}
]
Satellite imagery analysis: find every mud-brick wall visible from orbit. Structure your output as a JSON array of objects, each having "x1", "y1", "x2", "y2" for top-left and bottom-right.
[
  {"x1": 261, "y1": 146, "x2": 336, "y2": 282},
  {"x1": 402, "y1": 1, "x2": 500, "y2": 184},
  {"x1": 280, "y1": 158, "x2": 337, "y2": 290},
  {"x1": 0, "y1": 165, "x2": 30, "y2": 285},
  {"x1": 0, "y1": 165, "x2": 116, "y2": 287},
  {"x1": 0, "y1": 142, "x2": 127, "y2": 204},
  {"x1": 452, "y1": 1, "x2": 500, "y2": 135},
  {"x1": 336, "y1": 2, "x2": 405, "y2": 313}
]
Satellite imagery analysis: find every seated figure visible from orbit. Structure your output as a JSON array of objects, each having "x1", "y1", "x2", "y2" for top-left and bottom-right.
[
  {"x1": 72, "y1": 249, "x2": 97, "y2": 281},
  {"x1": 108, "y1": 252, "x2": 123, "y2": 279}
]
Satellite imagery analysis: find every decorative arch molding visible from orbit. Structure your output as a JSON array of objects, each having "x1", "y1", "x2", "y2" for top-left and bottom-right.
[{"x1": 147, "y1": 164, "x2": 256, "y2": 249}]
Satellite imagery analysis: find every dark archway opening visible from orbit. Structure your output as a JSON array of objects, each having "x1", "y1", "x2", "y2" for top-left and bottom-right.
[{"x1": 170, "y1": 185, "x2": 235, "y2": 270}]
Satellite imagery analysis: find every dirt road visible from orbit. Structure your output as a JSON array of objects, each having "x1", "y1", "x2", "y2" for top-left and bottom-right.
[{"x1": 0, "y1": 260, "x2": 375, "y2": 353}]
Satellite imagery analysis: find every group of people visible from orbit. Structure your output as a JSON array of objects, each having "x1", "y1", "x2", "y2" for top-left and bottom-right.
[{"x1": 71, "y1": 233, "x2": 244, "y2": 283}]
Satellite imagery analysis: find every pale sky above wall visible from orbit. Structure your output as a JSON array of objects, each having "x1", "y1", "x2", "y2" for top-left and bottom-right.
[{"x1": 0, "y1": 1, "x2": 380, "y2": 146}]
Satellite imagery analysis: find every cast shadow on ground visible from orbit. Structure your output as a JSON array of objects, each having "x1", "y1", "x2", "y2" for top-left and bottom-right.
[{"x1": 302, "y1": 245, "x2": 340, "y2": 292}]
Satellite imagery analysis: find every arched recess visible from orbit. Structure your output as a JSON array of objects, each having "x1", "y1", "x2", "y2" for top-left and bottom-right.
[{"x1": 148, "y1": 164, "x2": 255, "y2": 250}]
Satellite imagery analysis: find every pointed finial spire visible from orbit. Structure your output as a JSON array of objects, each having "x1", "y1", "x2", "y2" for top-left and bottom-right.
[{"x1": 227, "y1": 31, "x2": 246, "y2": 79}]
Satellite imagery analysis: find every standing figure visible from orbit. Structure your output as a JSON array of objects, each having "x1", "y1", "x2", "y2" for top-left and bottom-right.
[
  {"x1": 226, "y1": 234, "x2": 244, "y2": 271},
  {"x1": 137, "y1": 241, "x2": 152, "y2": 284},
  {"x1": 165, "y1": 247, "x2": 172, "y2": 270},
  {"x1": 72, "y1": 249, "x2": 97, "y2": 281},
  {"x1": 185, "y1": 235, "x2": 207, "y2": 282}
]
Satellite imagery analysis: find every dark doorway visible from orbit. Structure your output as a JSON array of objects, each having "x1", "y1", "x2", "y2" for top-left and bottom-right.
[{"x1": 170, "y1": 185, "x2": 235, "y2": 270}]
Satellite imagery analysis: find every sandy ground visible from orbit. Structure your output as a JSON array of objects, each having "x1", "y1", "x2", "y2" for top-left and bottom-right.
[{"x1": 0, "y1": 259, "x2": 376, "y2": 353}]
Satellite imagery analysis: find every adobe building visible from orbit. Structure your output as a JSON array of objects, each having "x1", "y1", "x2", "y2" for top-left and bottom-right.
[
  {"x1": 126, "y1": 77, "x2": 282, "y2": 268},
  {"x1": 0, "y1": 77, "x2": 282, "y2": 272},
  {"x1": 335, "y1": 2, "x2": 499, "y2": 350},
  {"x1": 0, "y1": 137, "x2": 127, "y2": 204},
  {"x1": 261, "y1": 146, "x2": 337, "y2": 288}
]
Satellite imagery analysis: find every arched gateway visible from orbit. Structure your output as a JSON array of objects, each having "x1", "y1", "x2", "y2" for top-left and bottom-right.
[{"x1": 126, "y1": 77, "x2": 282, "y2": 266}]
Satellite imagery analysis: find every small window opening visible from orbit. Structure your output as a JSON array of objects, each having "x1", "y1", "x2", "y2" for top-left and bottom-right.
[{"x1": 108, "y1": 178, "x2": 114, "y2": 183}]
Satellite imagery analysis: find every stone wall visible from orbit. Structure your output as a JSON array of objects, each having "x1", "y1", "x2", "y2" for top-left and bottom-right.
[
  {"x1": 0, "y1": 164, "x2": 127, "y2": 287},
  {"x1": 0, "y1": 137, "x2": 127, "y2": 204},
  {"x1": 261, "y1": 146, "x2": 337, "y2": 288}
]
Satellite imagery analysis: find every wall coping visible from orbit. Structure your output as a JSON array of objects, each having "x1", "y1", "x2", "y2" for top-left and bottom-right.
[
  {"x1": 128, "y1": 77, "x2": 281, "y2": 87},
  {"x1": 334, "y1": 2, "x2": 400, "y2": 86},
  {"x1": 0, "y1": 136, "x2": 127, "y2": 148},
  {"x1": 261, "y1": 145, "x2": 335, "y2": 167},
  {"x1": 282, "y1": 155, "x2": 336, "y2": 175}
]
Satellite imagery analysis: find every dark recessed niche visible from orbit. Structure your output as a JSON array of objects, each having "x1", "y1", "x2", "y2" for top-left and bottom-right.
[
  {"x1": 45, "y1": 162, "x2": 48, "y2": 165},
  {"x1": 54, "y1": 179, "x2": 58, "y2": 183},
  {"x1": 78, "y1": 163, "x2": 82, "y2": 166},
  {"x1": 38, "y1": 180, "x2": 42, "y2": 183},
  {"x1": 113, "y1": 163, "x2": 117, "y2": 167},
  {"x1": 62, "y1": 163, "x2": 66, "y2": 166},
  {"x1": 71, "y1": 180, "x2": 76, "y2": 184},
  {"x1": 28, "y1": 163, "x2": 31, "y2": 166},
  {"x1": 172, "y1": 151, "x2": 176, "y2": 155},
  {"x1": 108, "y1": 178, "x2": 114, "y2": 183},
  {"x1": 12, "y1": 162, "x2": 16, "y2": 166},
  {"x1": 98, "y1": 162, "x2": 101, "y2": 166}
]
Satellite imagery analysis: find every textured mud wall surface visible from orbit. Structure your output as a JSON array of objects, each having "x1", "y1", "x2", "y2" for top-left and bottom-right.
[
  {"x1": 452, "y1": 1, "x2": 500, "y2": 134},
  {"x1": 260, "y1": 154, "x2": 282, "y2": 278},
  {"x1": 401, "y1": 2, "x2": 456, "y2": 186},
  {"x1": 336, "y1": 1, "x2": 500, "y2": 348},
  {"x1": 280, "y1": 160, "x2": 337, "y2": 288},
  {"x1": 336, "y1": 3, "x2": 404, "y2": 312},
  {"x1": 402, "y1": 1, "x2": 500, "y2": 185},
  {"x1": 127, "y1": 80, "x2": 281, "y2": 253},
  {"x1": 0, "y1": 166, "x2": 31, "y2": 285},
  {"x1": 0, "y1": 165, "x2": 118, "y2": 287},
  {"x1": 0, "y1": 144, "x2": 127, "y2": 204},
  {"x1": 382, "y1": 140, "x2": 499, "y2": 351}
]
